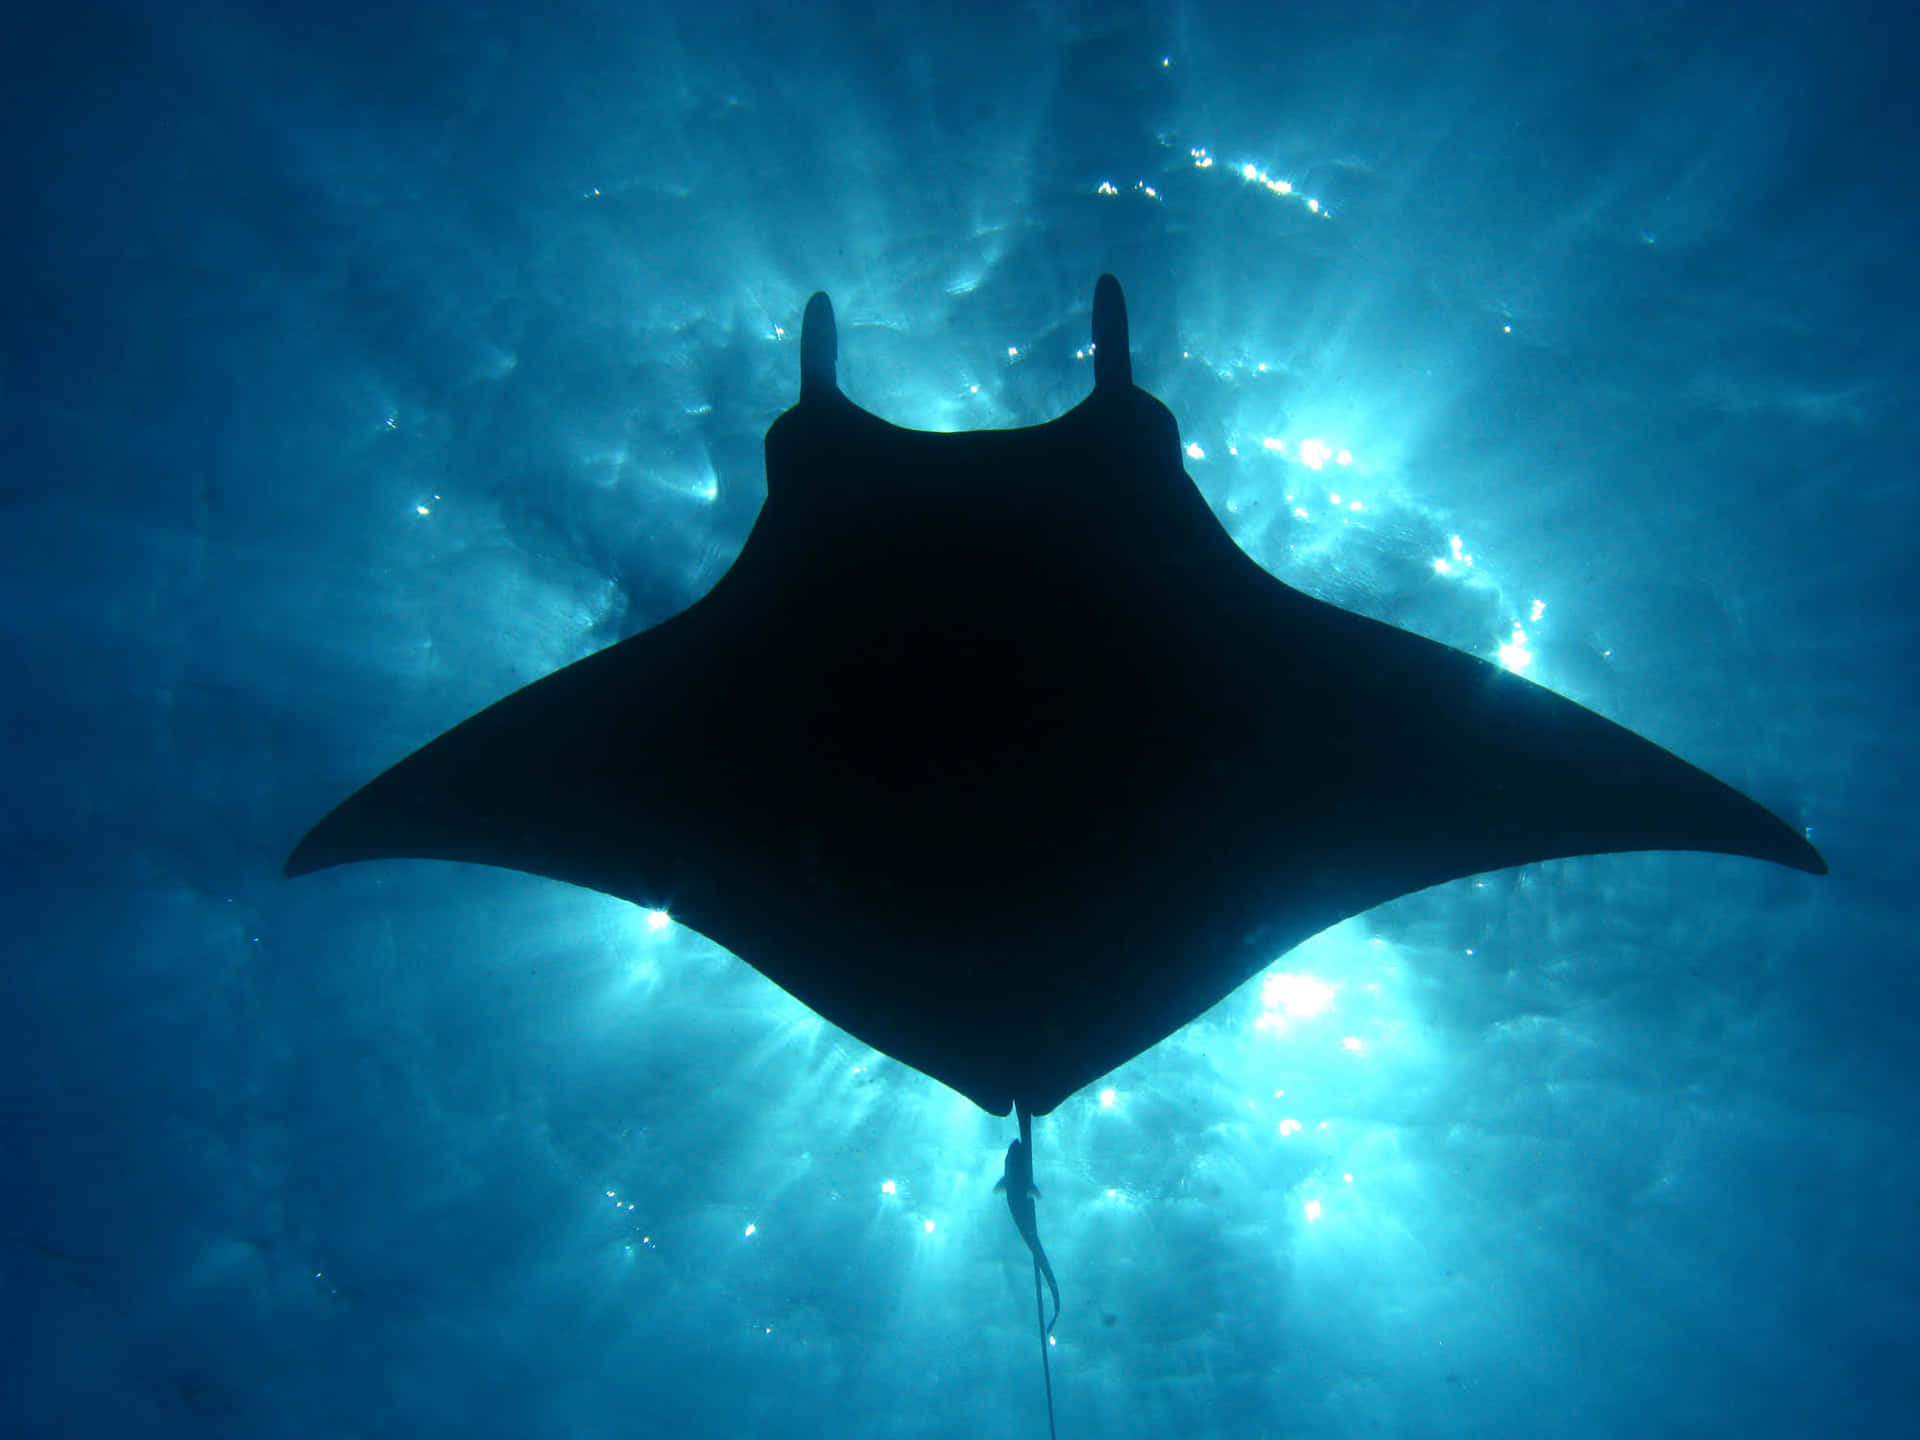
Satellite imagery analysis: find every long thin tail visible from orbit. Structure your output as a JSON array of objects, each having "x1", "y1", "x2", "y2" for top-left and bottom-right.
[
  {"x1": 1017, "y1": 1101, "x2": 1057, "y2": 1440},
  {"x1": 1033, "y1": 1253, "x2": 1057, "y2": 1440}
]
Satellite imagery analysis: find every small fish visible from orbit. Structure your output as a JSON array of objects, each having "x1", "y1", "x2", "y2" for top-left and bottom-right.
[{"x1": 997, "y1": 1132, "x2": 1059, "y2": 1333}]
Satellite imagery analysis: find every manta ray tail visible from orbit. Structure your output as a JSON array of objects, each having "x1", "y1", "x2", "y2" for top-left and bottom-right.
[
  {"x1": 1018, "y1": 1102, "x2": 1058, "y2": 1440},
  {"x1": 1032, "y1": 1250, "x2": 1057, "y2": 1440}
]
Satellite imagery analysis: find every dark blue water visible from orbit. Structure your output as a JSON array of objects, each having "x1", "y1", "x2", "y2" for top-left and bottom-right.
[{"x1": 4, "y1": 3, "x2": 1913, "y2": 1435}]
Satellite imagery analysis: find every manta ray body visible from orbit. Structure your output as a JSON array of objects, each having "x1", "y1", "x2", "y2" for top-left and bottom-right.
[{"x1": 288, "y1": 275, "x2": 1824, "y2": 1434}]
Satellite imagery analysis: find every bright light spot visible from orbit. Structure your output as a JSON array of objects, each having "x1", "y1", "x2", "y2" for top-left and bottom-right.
[
  {"x1": 1530, "y1": 598, "x2": 1546, "y2": 622},
  {"x1": 1449, "y1": 535, "x2": 1473, "y2": 567},
  {"x1": 1304, "y1": 1198, "x2": 1324, "y2": 1222},
  {"x1": 1097, "y1": 181, "x2": 1119, "y2": 196},
  {"x1": 1336, "y1": 449, "x2": 1353, "y2": 466},
  {"x1": 1191, "y1": 147, "x2": 1214, "y2": 169},
  {"x1": 1186, "y1": 442, "x2": 1206, "y2": 461},
  {"x1": 1349, "y1": 500, "x2": 1364, "y2": 512},
  {"x1": 1292, "y1": 506, "x2": 1310, "y2": 520},
  {"x1": 1344, "y1": 1173, "x2": 1354, "y2": 1184},
  {"x1": 1263, "y1": 437, "x2": 1285, "y2": 453},
  {"x1": 415, "y1": 504, "x2": 431, "y2": 516},
  {"x1": 744, "y1": 1224, "x2": 756, "y2": 1238},
  {"x1": 1498, "y1": 624, "x2": 1533, "y2": 674},
  {"x1": 1342, "y1": 1036, "x2": 1367, "y2": 1055},
  {"x1": 1263, "y1": 972, "x2": 1335, "y2": 1019},
  {"x1": 1307, "y1": 198, "x2": 1321, "y2": 213},
  {"x1": 1005, "y1": 345, "x2": 1019, "y2": 359},
  {"x1": 384, "y1": 414, "x2": 398, "y2": 430},
  {"x1": 1503, "y1": 323, "x2": 1513, "y2": 334},
  {"x1": 1279, "y1": 1118, "x2": 1302, "y2": 1137},
  {"x1": 1329, "y1": 492, "x2": 1342, "y2": 506},
  {"x1": 1099, "y1": 1088, "x2": 1117, "y2": 1108},
  {"x1": 881, "y1": 1180, "x2": 896, "y2": 1196},
  {"x1": 1243, "y1": 163, "x2": 1259, "y2": 180},
  {"x1": 969, "y1": 384, "x2": 979, "y2": 394},
  {"x1": 923, "y1": 1219, "x2": 936, "y2": 1234},
  {"x1": 606, "y1": 1190, "x2": 616, "y2": 1199},
  {"x1": 645, "y1": 909, "x2": 672, "y2": 932},
  {"x1": 1299, "y1": 438, "x2": 1333, "y2": 470}
]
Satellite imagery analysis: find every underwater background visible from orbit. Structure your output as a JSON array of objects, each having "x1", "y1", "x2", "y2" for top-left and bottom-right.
[{"x1": 4, "y1": 2, "x2": 1913, "y2": 1435}]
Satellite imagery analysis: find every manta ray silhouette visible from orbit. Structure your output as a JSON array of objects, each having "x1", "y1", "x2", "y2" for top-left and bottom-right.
[{"x1": 288, "y1": 275, "x2": 1824, "y2": 1432}]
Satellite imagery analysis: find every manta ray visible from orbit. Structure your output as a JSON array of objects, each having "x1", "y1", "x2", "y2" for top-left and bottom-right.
[{"x1": 288, "y1": 275, "x2": 1825, "y2": 1437}]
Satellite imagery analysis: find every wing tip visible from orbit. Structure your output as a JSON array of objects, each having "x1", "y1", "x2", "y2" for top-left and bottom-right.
[
  {"x1": 1723, "y1": 828, "x2": 1826, "y2": 877},
  {"x1": 1759, "y1": 812, "x2": 1827, "y2": 876},
  {"x1": 284, "y1": 813, "x2": 370, "y2": 880},
  {"x1": 283, "y1": 834, "x2": 327, "y2": 880}
]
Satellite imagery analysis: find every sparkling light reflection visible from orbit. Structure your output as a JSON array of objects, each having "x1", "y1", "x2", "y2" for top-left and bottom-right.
[
  {"x1": 1262, "y1": 971, "x2": 1336, "y2": 1020},
  {"x1": 1434, "y1": 535, "x2": 1475, "y2": 576},
  {"x1": 1497, "y1": 624, "x2": 1533, "y2": 674}
]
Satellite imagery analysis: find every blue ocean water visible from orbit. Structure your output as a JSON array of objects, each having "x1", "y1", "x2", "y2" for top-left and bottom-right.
[{"x1": 3, "y1": 2, "x2": 1913, "y2": 1435}]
